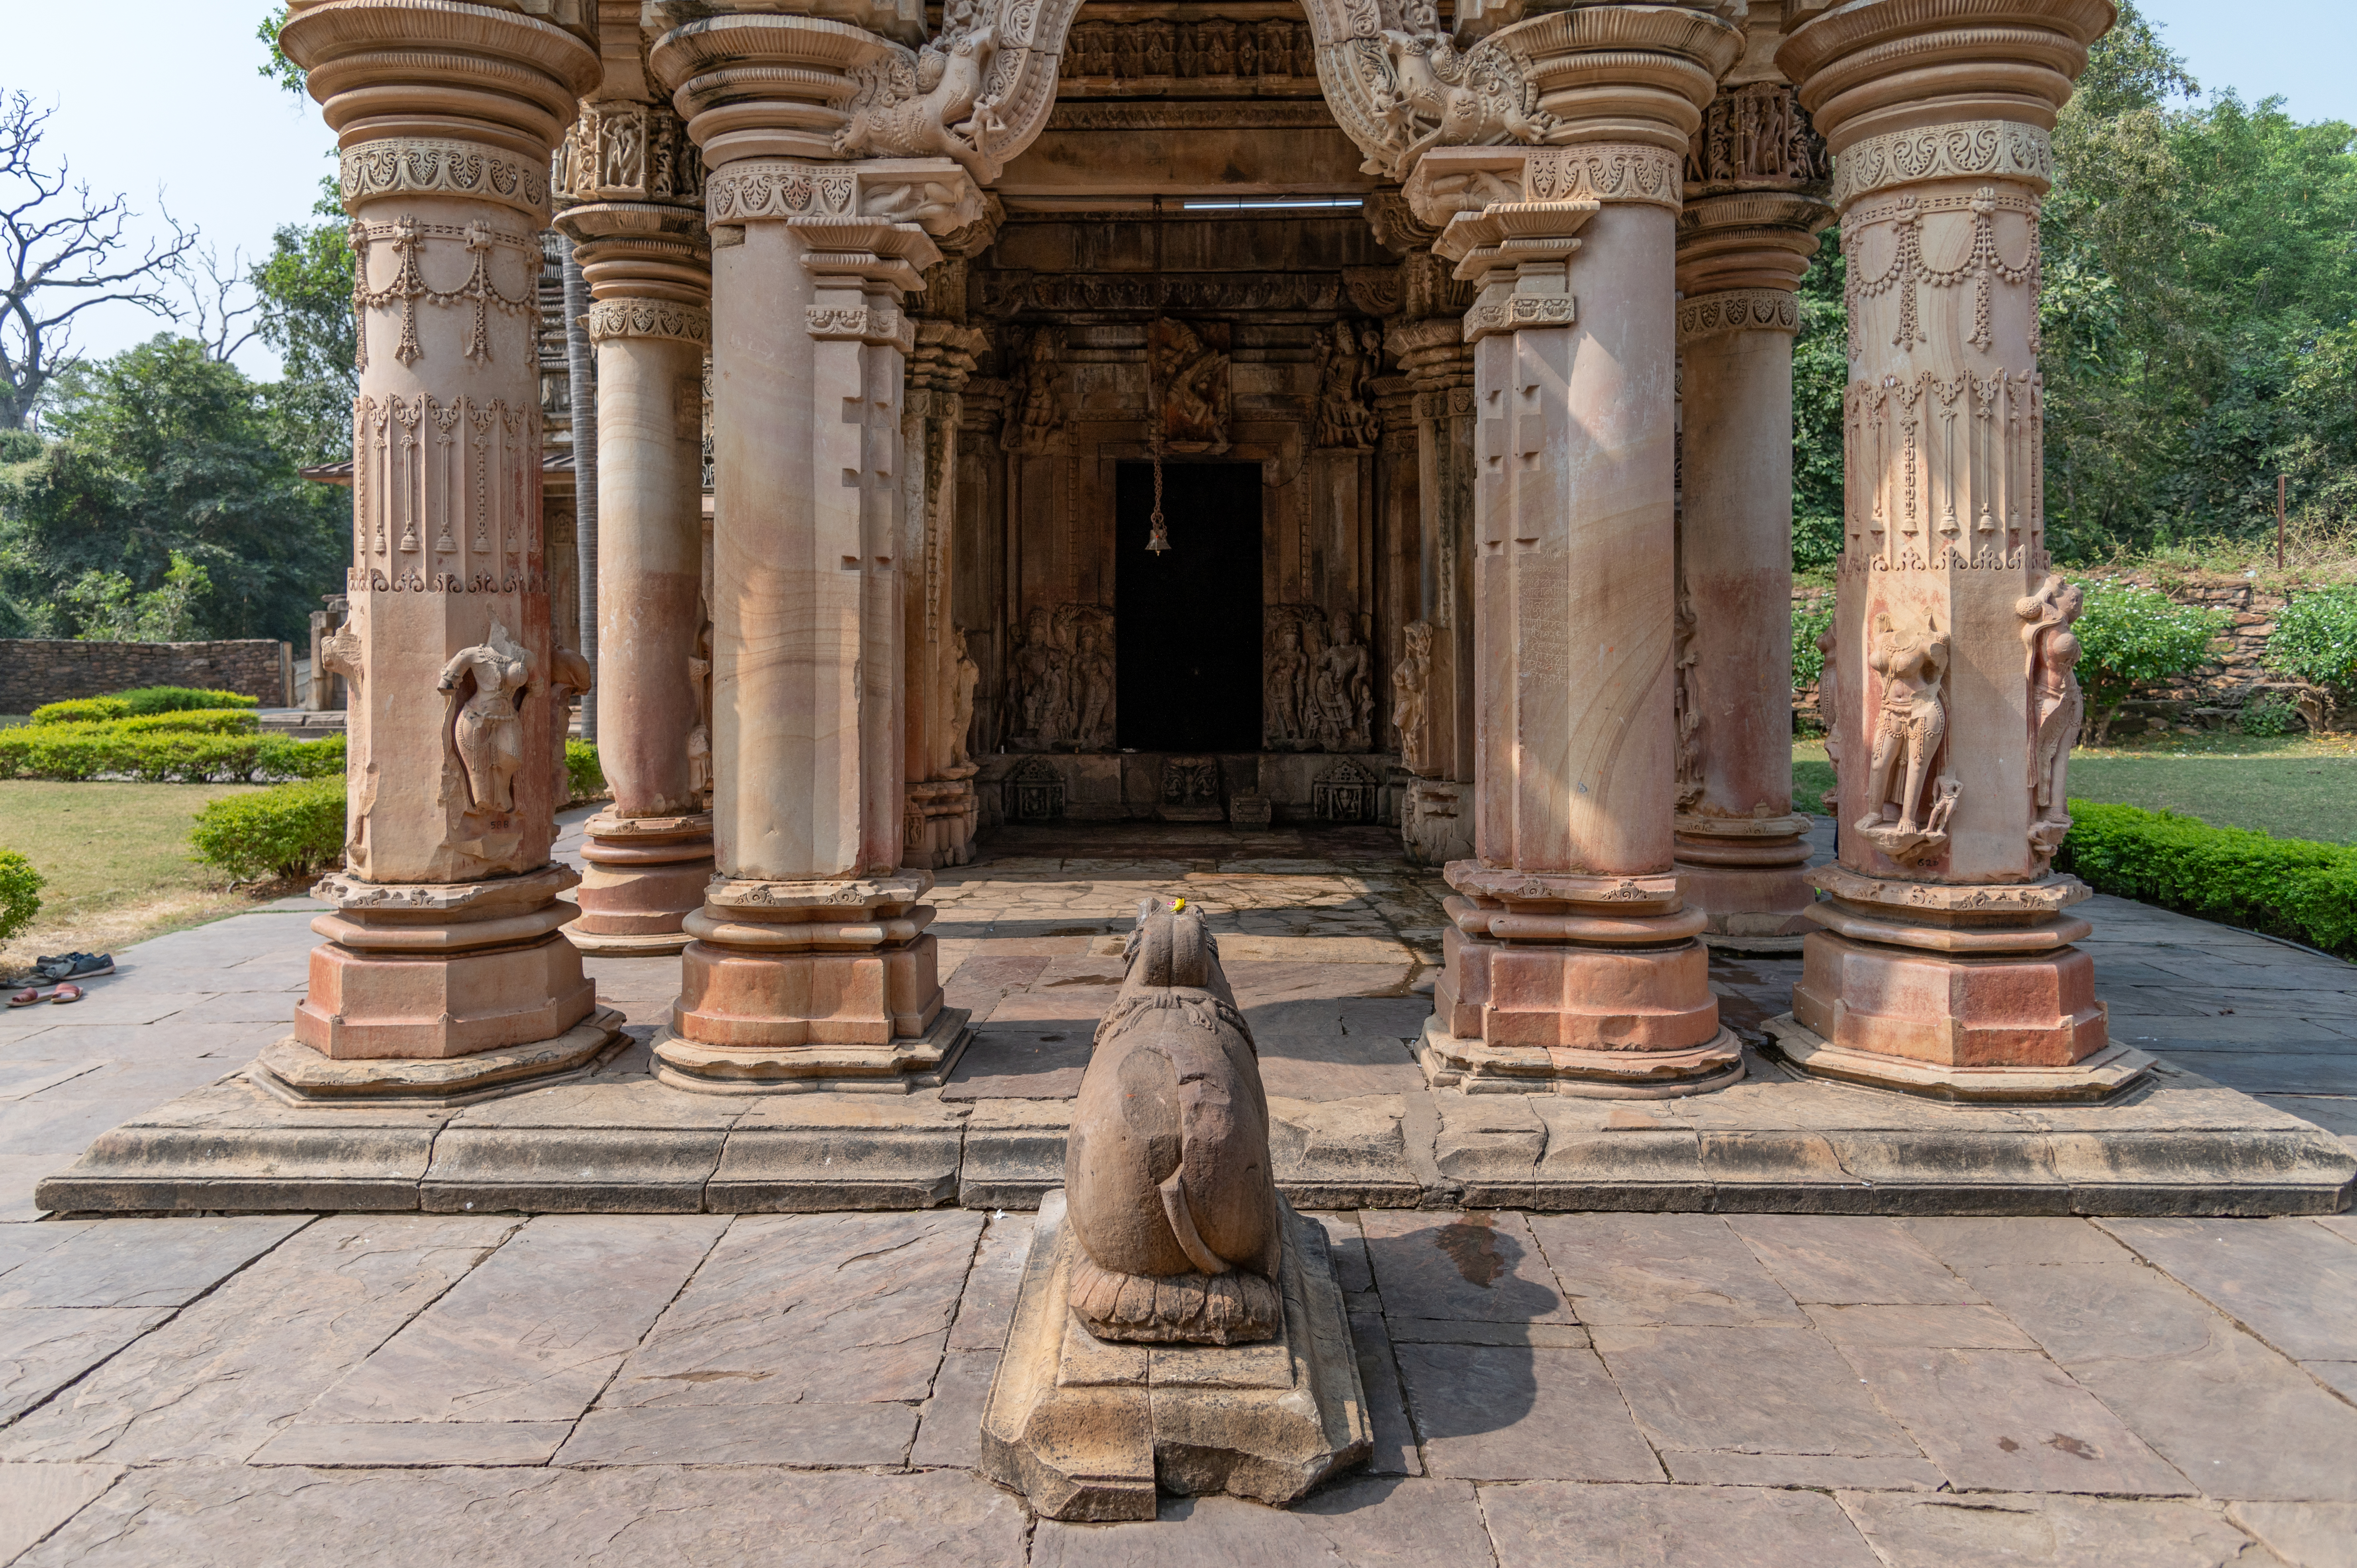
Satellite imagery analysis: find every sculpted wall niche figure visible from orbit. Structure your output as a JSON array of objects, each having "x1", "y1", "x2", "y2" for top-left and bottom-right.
[
  {"x1": 1006, "y1": 604, "x2": 1117, "y2": 751},
  {"x1": 1856, "y1": 610, "x2": 1959, "y2": 867},
  {"x1": 949, "y1": 625, "x2": 982, "y2": 771},
  {"x1": 1263, "y1": 615, "x2": 1314, "y2": 747},
  {"x1": 1313, "y1": 612, "x2": 1374, "y2": 753},
  {"x1": 1685, "y1": 81, "x2": 1827, "y2": 192},
  {"x1": 439, "y1": 621, "x2": 532, "y2": 818},
  {"x1": 1066, "y1": 900, "x2": 1282, "y2": 1344},
  {"x1": 1005, "y1": 327, "x2": 1064, "y2": 455},
  {"x1": 1315, "y1": 320, "x2": 1382, "y2": 450},
  {"x1": 1149, "y1": 318, "x2": 1232, "y2": 454},
  {"x1": 1393, "y1": 620, "x2": 1431, "y2": 773},
  {"x1": 2017, "y1": 574, "x2": 2085, "y2": 859}
]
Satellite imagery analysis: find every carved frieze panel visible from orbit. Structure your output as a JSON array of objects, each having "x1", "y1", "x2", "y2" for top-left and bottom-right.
[
  {"x1": 1830, "y1": 121, "x2": 2054, "y2": 211},
  {"x1": 1149, "y1": 318, "x2": 1232, "y2": 454},
  {"x1": 554, "y1": 100, "x2": 704, "y2": 208},
  {"x1": 341, "y1": 139, "x2": 551, "y2": 224},
  {"x1": 1842, "y1": 370, "x2": 2044, "y2": 570},
  {"x1": 1685, "y1": 82, "x2": 1828, "y2": 196},
  {"x1": 1058, "y1": 17, "x2": 1319, "y2": 90},
  {"x1": 1312, "y1": 758, "x2": 1381, "y2": 823},
  {"x1": 349, "y1": 395, "x2": 542, "y2": 594},
  {"x1": 1677, "y1": 288, "x2": 1800, "y2": 343},
  {"x1": 1005, "y1": 603, "x2": 1116, "y2": 751},
  {"x1": 976, "y1": 271, "x2": 1346, "y2": 319},
  {"x1": 1314, "y1": 321, "x2": 1383, "y2": 451},
  {"x1": 1266, "y1": 607, "x2": 1373, "y2": 753}
]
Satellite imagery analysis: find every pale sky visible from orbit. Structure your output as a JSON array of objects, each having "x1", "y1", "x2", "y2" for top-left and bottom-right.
[{"x1": 0, "y1": 0, "x2": 2348, "y2": 383}]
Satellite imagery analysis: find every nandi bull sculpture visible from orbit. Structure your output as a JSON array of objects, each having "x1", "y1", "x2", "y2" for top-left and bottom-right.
[{"x1": 980, "y1": 898, "x2": 1369, "y2": 1521}]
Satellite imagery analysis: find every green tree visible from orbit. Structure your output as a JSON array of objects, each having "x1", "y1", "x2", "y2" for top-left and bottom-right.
[
  {"x1": 2071, "y1": 581, "x2": 2230, "y2": 742},
  {"x1": 1791, "y1": 244, "x2": 1847, "y2": 571},
  {"x1": 0, "y1": 335, "x2": 344, "y2": 641},
  {"x1": 251, "y1": 178, "x2": 355, "y2": 466}
]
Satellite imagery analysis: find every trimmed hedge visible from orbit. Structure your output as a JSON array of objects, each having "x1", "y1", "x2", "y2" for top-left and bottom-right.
[
  {"x1": 0, "y1": 850, "x2": 41, "y2": 942},
  {"x1": 30, "y1": 687, "x2": 261, "y2": 725},
  {"x1": 565, "y1": 739, "x2": 605, "y2": 803},
  {"x1": 2059, "y1": 799, "x2": 2357, "y2": 958},
  {"x1": 0, "y1": 724, "x2": 343, "y2": 783},
  {"x1": 191, "y1": 779, "x2": 347, "y2": 884}
]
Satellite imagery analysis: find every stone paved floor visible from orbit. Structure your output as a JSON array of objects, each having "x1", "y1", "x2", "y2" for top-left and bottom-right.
[{"x1": 0, "y1": 814, "x2": 2350, "y2": 1562}]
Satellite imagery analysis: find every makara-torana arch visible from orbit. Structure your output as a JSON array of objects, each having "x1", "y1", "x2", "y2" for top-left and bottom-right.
[{"x1": 274, "y1": 0, "x2": 2141, "y2": 1104}]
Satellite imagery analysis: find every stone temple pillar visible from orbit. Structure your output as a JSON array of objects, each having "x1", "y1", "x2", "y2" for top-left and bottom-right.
[
  {"x1": 650, "y1": 14, "x2": 984, "y2": 1091},
  {"x1": 1769, "y1": 0, "x2": 2150, "y2": 1099},
  {"x1": 1671, "y1": 74, "x2": 1834, "y2": 951},
  {"x1": 556, "y1": 19, "x2": 717, "y2": 955},
  {"x1": 903, "y1": 300, "x2": 990, "y2": 873},
  {"x1": 1402, "y1": 3, "x2": 1747, "y2": 1096},
  {"x1": 262, "y1": 0, "x2": 619, "y2": 1102},
  {"x1": 1388, "y1": 315, "x2": 1476, "y2": 866}
]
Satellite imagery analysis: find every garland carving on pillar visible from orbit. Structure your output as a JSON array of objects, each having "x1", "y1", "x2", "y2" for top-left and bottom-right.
[
  {"x1": 350, "y1": 218, "x2": 540, "y2": 371},
  {"x1": 340, "y1": 138, "x2": 551, "y2": 223},
  {"x1": 2017, "y1": 575, "x2": 2087, "y2": 862},
  {"x1": 1855, "y1": 610, "x2": 1957, "y2": 867},
  {"x1": 1844, "y1": 188, "x2": 2041, "y2": 355}
]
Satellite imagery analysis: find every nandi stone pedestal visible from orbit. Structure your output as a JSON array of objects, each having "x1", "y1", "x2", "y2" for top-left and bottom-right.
[{"x1": 980, "y1": 903, "x2": 1369, "y2": 1521}]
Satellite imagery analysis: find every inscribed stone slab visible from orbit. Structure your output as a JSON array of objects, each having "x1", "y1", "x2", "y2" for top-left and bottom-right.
[
  {"x1": 1529, "y1": 1213, "x2": 1806, "y2": 1326},
  {"x1": 1392, "y1": 1343, "x2": 1661, "y2": 1482},
  {"x1": 1836, "y1": 1492, "x2": 2256, "y2": 1568},
  {"x1": 1481, "y1": 1482, "x2": 1883, "y2": 1568},
  {"x1": 0, "y1": 1216, "x2": 516, "y2": 1464},
  {"x1": 298, "y1": 1215, "x2": 727, "y2": 1427},
  {"x1": 1590, "y1": 1325, "x2": 1920, "y2": 1459}
]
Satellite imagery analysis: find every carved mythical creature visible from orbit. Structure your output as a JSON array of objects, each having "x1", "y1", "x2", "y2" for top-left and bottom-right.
[
  {"x1": 2016, "y1": 575, "x2": 2086, "y2": 856},
  {"x1": 1312, "y1": 613, "x2": 1373, "y2": 752},
  {"x1": 1149, "y1": 318, "x2": 1231, "y2": 452},
  {"x1": 438, "y1": 621, "x2": 531, "y2": 815},
  {"x1": 1370, "y1": 0, "x2": 1552, "y2": 174},
  {"x1": 1066, "y1": 899, "x2": 1283, "y2": 1345},
  {"x1": 1856, "y1": 610, "x2": 1957, "y2": 866},
  {"x1": 1394, "y1": 621, "x2": 1432, "y2": 773},
  {"x1": 949, "y1": 625, "x2": 981, "y2": 771},
  {"x1": 834, "y1": 23, "x2": 1004, "y2": 183}
]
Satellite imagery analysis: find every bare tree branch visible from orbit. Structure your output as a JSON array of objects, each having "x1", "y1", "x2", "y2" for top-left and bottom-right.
[
  {"x1": 0, "y1": 90, "x2": 200, "y2": 427},
  {"x1": 174, "y1": 241, "x2": 265, "y2": 364}
]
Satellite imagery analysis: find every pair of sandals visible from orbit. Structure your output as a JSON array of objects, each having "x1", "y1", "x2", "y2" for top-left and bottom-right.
[{"x1": 8, "y1": 951, "x2": 113, "y2": 1010}]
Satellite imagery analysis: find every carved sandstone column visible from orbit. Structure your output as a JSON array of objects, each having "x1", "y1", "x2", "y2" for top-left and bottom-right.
[
  {"x1": 1767, "y1": 0, "x2": 2150, "y2": 1098},
  {"x1": 556, "y1": 15, "x2": 717, "y2": 955},
  {"x1": 262, "y1": 0, "x2": 621, "y2": 1101},
  {"x1": 1671, "y1": 75, "x2": 1834, "y2": 950},
  {"x1": 1401, "y1": 3, "x2": 1747, "y2": 1096},
  {"x1": 1387, "y1": 316, "x2": 1476, "y2": 866},
  {"x1": 649, "y1": 14, "x2": 986, "y2": 1090},
  {"x1": 903, "y1": 307, "x2": 991, "y2": 871}
]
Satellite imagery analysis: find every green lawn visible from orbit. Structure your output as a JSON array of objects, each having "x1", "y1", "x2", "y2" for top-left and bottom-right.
[
  {"x1": 0, "y1": 779, "x2": 269, "y2": 976},
  {"x1": 1795, "y1": 732, "x2": 2357, "y2": 845}
]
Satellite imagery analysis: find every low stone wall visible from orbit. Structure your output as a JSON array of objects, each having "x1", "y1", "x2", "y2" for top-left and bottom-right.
[{"x1": 0, "y1": 640, "x2": 292, "y2": 714}]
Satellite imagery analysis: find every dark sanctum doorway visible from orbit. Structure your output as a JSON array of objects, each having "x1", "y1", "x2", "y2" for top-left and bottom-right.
[{"x1": 1115, "y1": 460, "x2": 1264, "y2": 752}]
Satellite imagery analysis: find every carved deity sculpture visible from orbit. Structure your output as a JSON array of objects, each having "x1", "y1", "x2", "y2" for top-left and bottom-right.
[
  {"x1": 438, "y1": 621, "x2": 532, "y2": 816},
  {"x1": 1070, "y1": 626, "x2": 1117, "y2": 751},
  {"x1": 1313, "y1": 612, "x2": 1373, "y2": 752},
  {"x1": 1264, "y1": 622, "x2": 1309, "y2": 744},
  {"x1": 1066, "y1": 899, "x2": 1283, "y2": 1345},
  {"x1": 1010, "y1": 605, "x2": 1070, "y2": 744},
  {"x1": 1393, "y1": 621, "x2": 1432, "y2": 773},
  {"x1": 2017, "y1": 575, "x2": 2086, "y2": 855},
  {"x1": 1149, "y1": 318, "x2": 1231, "y2": 453},
  {"x1": 687, "y1": 617, "x2": 713, "y2": 802},
  {"x1": 834, "y1": 20, "x2": 1003, "y2": 183},
  {"x1": 1314, "y1": 320, "x2": 1381, "y2": 450},
  {"x1": 1005, "y1": 328, "x2": 1063, "y2": 456},
  {"x1": 549, "y1": 641, "x2": 593, "y2": 805},
  {"x1": 948, "y1": 625, "x2": 981, "y2": 772},
  {"x1": 1856, "y1": 610, "x2": 1957, "y2": 866}
]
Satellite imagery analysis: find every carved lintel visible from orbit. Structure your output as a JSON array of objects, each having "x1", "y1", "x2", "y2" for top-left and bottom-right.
[
  {"x1": 586, "y1": 298, "x2": 712, "y2": 346},
  {"x1": 1677, "y1": 288, "x2": 1799, "y2": 343},
  {"x1": 340, "y1": 137, "x2": 552, "y2": 223},
  {"x1": 1464, "y1": 290, "x2": 1575, "y2": 343},
  {"x1": 1830, "y1": 120, "x2": 2054, "y2": 211},
  {"x1": 807, "y1": 304, "x2": 916, "y2": 352}
]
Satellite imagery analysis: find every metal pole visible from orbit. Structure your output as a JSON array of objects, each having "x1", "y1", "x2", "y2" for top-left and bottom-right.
[{"x1": 2277, "y1": 474, "x2": 2287, "y2": 571}]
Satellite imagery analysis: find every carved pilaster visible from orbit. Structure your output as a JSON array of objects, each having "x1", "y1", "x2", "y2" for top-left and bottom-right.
[
  {"x1": 903, "y1": 316, "x2": 989, "y2": 872},
  {"x1": 1766, "y1": 0, "x2": 2148, "y2": 1100}
]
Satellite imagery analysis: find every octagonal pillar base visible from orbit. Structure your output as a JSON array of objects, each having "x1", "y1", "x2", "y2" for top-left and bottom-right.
[{"x1": 570, "y1": 811, "x2": 715, "y2": 955}]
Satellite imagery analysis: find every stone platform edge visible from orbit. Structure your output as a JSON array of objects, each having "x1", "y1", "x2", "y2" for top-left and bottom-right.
[{"x1": 33, "y1": 1051, "x2": 2354, "y2": 1219}]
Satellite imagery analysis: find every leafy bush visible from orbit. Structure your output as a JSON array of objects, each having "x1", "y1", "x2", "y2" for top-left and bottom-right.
[
  {"x1": 191, "y1": 778, "x2": 347, "y2": 883},
  {"x1": 1791, "y1": 601, "x2": 1835, "y2": 690},
  {"x1": 2237, "y1": 691, "x2": 2304, "y2": 736},
  {"x1": 2071, "y1": 583, "x2": 2231, "y2": 742},
  {"x1": 2060, "y1": 799, "x2": 2357, "y2": 957},
  {"x1": 2266, "y1": 585, "x2": 2357, "y2": 690},
  {"x1": 565, "y1": 739, "x2": 606, "y2": 802},
  {"x1": 29, "y1": 686, "x2": 260, "y2": 725},
  {"x1": 0, "y1": 723, "x2": 341, "y2": 783},
  {"x1": 0, "y1": 850, "x2": 42, "y2": 942}
]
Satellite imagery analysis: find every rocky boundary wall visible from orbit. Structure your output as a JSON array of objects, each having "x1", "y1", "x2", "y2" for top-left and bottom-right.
[{"x1": 0, "y1": 639, "x2": 292, "y2": 714}]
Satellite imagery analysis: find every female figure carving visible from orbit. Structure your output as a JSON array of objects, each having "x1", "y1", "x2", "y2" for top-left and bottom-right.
[
  {"x1": 1393, "y1": 621, "x2": 1432, "y2": 773},
  {"x1": 2016, "y1": 575, "x2": 2086, "y2": 852},
  {"x1": 1856, "y1": 609, "x2": 1954, "y2": 864},
  {"x1": 438, "y1": 621, "x2": 531, "y2": 815},
  {"x1": 1264, "y1": 622, "x2": 1309, "y2": 742}
]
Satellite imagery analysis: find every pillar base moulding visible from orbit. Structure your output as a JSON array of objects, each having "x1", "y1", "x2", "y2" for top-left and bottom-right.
[
  {"x1": 570, "y1": 811, "x2": 717, "y2": 955},
  {"x1": 653, "y1": 872, "x2": 972, "y2": 1093},
  {"x1": 1421, "y1": 867, "x2": 1744, "y2": 1099},
  {"x1": 1675, "y1": 812, "x2": 1815, "y2": 953},
  {"x1": 260, "y1": 864, "x2": 622, "y2": 1102},
  {"x1": 1780, "y1": 864, "x2": 2150, "y2": 1102},
  {"x1": 904, "y1": 776, "x2": 979, "y2": 872}
]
